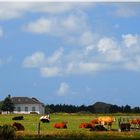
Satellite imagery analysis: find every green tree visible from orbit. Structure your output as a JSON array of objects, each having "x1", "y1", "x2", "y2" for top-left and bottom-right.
[
  {"x1": 1, "y1": 95, "x2": 15, "y2": 114},
  {"x1": 123, "y1": 105, "x2": 131, "y2": 113}
]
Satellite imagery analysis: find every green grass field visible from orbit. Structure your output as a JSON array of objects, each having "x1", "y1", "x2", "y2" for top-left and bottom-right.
[{"x1": 1, "y1": 113, "x2": 140, "y2": 140}]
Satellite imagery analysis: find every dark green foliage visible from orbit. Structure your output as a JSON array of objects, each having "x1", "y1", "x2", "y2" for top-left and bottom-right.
[
  {"x1": 46, "y1": 102, "x2": 140, "y2": 114},
  {"x1": 1, "y1": 95, "x2": 15, "y2": 113},
  {"x1": 123, "y1": 105, "x2": 131, "y2": 113},
  {"x1": 0, "y1": 124, "x2": 16, "y2": 140}
]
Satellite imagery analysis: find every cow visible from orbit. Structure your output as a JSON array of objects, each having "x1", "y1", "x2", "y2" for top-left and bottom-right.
[
  {"x1": 90, "y1": 125, "x2": 108, "y2": 131},
  {"x1": 97, "y1": 116, "x2": 116, "y2": 130},
  {"x1": 12, "y1": 116, "x2": 24, "y2": 120},
  {"x1": 120, "y1": 123, "x2": 131, "y2": 131},
  {"x1": 40, "y1": 115, "x2": 50, "y2": 123},
  {"x1": 90, "y1": 118, "x2": 100, "y2": 125},
  {"x1": 79, "y1": 123, "x2": 93, "y2": 128},
  {"x1": 54, "y1": 122, "x2": 68, "y2": 129},
  {"x1": 130, "y1": 119, "x2": 140, "y2": 129}
]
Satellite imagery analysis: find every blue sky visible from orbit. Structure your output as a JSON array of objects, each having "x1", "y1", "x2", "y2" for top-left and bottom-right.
[{"x1": 0, "y1": 2, "x2": 140, "y2": 106}]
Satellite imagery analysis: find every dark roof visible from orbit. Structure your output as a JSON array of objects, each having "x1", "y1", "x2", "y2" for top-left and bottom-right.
[{"x1": 11, "y1": 97, "x2": 44, "y2": 105}]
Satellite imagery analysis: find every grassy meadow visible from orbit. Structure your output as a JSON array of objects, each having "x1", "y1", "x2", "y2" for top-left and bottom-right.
[{"x1": 1, "y1": 113, "x2": 140, "y2": 140}]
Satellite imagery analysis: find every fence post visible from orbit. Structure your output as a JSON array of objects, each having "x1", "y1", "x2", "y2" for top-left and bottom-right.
[{"x1": 37, "y1": 122, "x2": 41, "y2": 137}]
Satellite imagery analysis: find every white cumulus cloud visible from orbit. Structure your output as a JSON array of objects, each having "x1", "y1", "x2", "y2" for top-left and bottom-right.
[
  {"x1": 97, "y1": 37, "x2": 117, "y2": 53},
  {"x1": 40, "y1": 67, "x2": 61, "y2": 77},
  {"x1": 47, "y1": 48, "x2": 63, "y2": 64},
  {"x1": 0, "y1": 2, "x2": 92, "y2": 20},
  {"x1": 23, "y1": 13, "x2": 89, "y2": 37},
  {"x1": 79, "y1": 62, "x2": 106, "y2": 73},
  {"x1": 23, "y1": 51, "x2": 46, "y2": 68},
  {"x1": 122, "y1": 34, "x2": 139, "y2": 48},
  {"x1": 57, "y1": 82, "x2": 70, "y2": 96}
]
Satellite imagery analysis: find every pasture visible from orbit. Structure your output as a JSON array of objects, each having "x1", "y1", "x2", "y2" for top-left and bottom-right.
[{"x1": 0, "y1": 113, "x2": 140, "y2": 140}]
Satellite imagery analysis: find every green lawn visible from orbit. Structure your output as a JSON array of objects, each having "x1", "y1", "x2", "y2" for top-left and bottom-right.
[{"x1": 0, "y1": 113, "x2": 140, "y2": 140}]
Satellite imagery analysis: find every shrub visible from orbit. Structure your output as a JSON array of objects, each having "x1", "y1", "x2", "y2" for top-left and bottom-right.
[
  {"x1": 0, "y1": 124, "x2": 15, "y2": 140},
  {"x1": 13, "y1": 122, "x2": 25, "y2": 131}
]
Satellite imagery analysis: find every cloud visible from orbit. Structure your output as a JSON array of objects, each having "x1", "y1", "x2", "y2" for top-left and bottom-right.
[
  {"x1": 40, "y1": 67, "x2": 61, "y2": 77},
  {"x1": 124, "y1": 56, "x2": 140, "y2": 71},
  {"x1": 0, "y1": 2, "x2": 92, "y2": 20},
  {"x1": 0, "y1": 2, "x2": 32, "y2": 20},
  {"x1": 79, "y1": 62, "x2": 106, "y2": 73},
  {"x1": 79, "y1": 31, "x2": 96, "y2": 46},
  {"x1": 23, "y1": 32, "x2": 140, "y2": 77},
  {"x1": 97, "y1": 37, "x2": 117, "y2": 53},
  {"x1": 105, "y1": 50, "x2": 123, "y2": 62},
  {"x1": 23, "y1": 18, "x2": 52, "y2": 34},
  {"x1": 115, "y1": 7, "x2": 137, "y2": 18},
  {"x1": 23, "y1": 12, "x2": 88, "y2": 37},
  {"x1": 122, "y1": 34, "x2": 139, "y2": 48},
  {"x1": 57, "y1": 82, "x2": 70, "y2": 96},
  {"x1": 23, "y1": 51, "x2": 46, "y2": 68},
  {"x1": 0, "y1": 27, "x2": 3, "y2": 37},
  {"x1": 113, "y1": 4, "x2": 140, "y2": 18},
  {"x1": 47, "y1": 48, "x2": 64, "y2": 64}
]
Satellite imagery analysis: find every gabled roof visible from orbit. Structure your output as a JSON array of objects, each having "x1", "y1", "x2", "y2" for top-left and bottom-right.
[{"x1": 11, "y1": 97, "x2": 44, "y2": 105}]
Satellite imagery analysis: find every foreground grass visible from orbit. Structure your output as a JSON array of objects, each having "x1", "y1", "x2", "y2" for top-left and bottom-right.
[
  {"x1": 0, "y1": 113, "x2": 140, "y2": 140},
  {"x1": 17, "y1": 131, "x2": 140, "y2": 140}
]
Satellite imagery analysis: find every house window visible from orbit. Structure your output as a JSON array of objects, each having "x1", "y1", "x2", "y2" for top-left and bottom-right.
[
  {"x1": 25, "y1": 107, "x2": 28, "y2": 112},
  {"x1": 32, "y1": 106, "x2": 35, "y2": 112},
  {"x1": 17, "y1": 107, "x2": 21, "y2": 112}
]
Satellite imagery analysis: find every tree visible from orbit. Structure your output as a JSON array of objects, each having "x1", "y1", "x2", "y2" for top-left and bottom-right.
[
  {"x1": 123, "y1": 105, "x2": 131, "y2": 113},
  {"x1": 1, "y1": 95, "x2": 15, "y2": 113},
  {"x1": 109, "y1": 105, "x2": 120, "y2": 113}
]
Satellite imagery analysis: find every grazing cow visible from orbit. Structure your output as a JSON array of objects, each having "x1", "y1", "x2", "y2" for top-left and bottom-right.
[
  {"x1": 120, "y1": 123, "x2": 131, "y2": 131},
  {"x1": 90, "y1": 118, "x2": 99, "y2": 125},
  {"x1": 13, "y1": 122, "x2": 25, "y2": 131},
  {"x1": 79, "y1": 123, "x2": 93, "y2": 128},
  {"x1": 130, "y1": 119, "x2": 140, "y2": 129},
  {"x1": 90, "y1": 125, "x2": 108, "y2": 131},
  {"x1": 40, "y1": 115, "x2": 50, "y2": 123},
  {"x1": 54, "y1": 122, "x2": 67, "y2": 129},
  {"x1": 97, "y1": 116, "x2": 115, "y2": 130},
  {"x1": 12, "y1": 116, "x2": 24, "y2": 120}
]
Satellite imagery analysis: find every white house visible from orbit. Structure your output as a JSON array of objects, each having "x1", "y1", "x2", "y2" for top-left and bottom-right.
[{"x1": 11, "y1": 97, "x2": 45, "y2": 114}]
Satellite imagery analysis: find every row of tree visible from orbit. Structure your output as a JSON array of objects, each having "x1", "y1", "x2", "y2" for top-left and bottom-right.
[
  {"x1": 1, "y1": 95, "x2": 140, "y2": 114},
  {"x1": 45, "y1": 103, "x2": 140, "y2": 114}
]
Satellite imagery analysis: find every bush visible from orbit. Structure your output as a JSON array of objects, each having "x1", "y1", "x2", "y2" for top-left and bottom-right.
[
  {"x1": 0, "y1": 124, "x2": 15, "y2": 140},
  {"x1": 13, "y1": 122, "x2": 25, "y2": 131}
]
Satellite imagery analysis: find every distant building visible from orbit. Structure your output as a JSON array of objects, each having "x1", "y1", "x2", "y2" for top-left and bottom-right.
[{"x1": 11, "y1": 97, "x2": 45, "y2": 114}]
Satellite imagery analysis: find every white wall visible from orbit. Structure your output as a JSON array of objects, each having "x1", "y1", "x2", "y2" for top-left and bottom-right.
[{"x1": 13, "y1": 104, "x2": 45, "y2": 114}]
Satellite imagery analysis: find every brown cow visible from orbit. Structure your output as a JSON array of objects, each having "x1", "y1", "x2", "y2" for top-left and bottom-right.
[
  {"x1": 90, "y1": 118, "x2": 99, "y2": 125},
  {"x1": 54, "y1": 122, "x2": 67, "y2": 129},
  {"x1": 130, "y1": 119, "x2": 140, "y2": 129},
  {"x1": 79, "y1": 123, "x2": 93, "y2": 128},
  {"x1": 97, "y1": 116, "x2": 115, "y2": 130}
]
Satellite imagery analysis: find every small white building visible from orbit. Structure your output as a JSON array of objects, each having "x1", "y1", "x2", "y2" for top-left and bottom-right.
[{"x1": 11, "y1": 97, "x2": 45, "y2": 114}]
